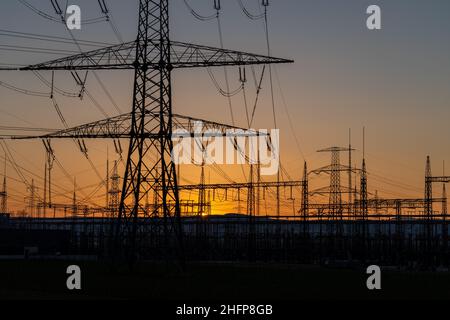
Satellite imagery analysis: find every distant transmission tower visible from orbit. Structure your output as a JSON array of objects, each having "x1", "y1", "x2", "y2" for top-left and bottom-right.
[
  {"x1": 442, "y1": 168, "x2": 448, "y2": 254},
  {"x1": 0, "y1": 157, "x2": 6, "y2": 214},
  {"x1": 443, "y1": 161, "x2": 447, "y2": 218},
  {"x1": 72, "y1": 178, "x2": 77, "y2": 216},
  {"x1": 108, "y1": 160, "x2": 120, "y2": 217},
  {"x1": 300, "y1": 161, "x2": 309, "y2": 235},
  {"x1": 317, "y1": 147, "x2": 353, "y2": 220},
  {"x1": 29, "y1": 179, "x2": 36, "y2": 217},
  {"x1": 197, "y1": 158, "x2": 207, "y2": 218},
  {"x1": 300, "y1": 161, "x2": 308, "y2": 219},
  {"x1": 425, "y1": 155, "x2": 433, "y2": 220}
]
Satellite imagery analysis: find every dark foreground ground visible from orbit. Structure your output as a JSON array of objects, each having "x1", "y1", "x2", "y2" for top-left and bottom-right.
[{"x1": 0, "y1": 260, "x2": 449, "y2": 300}]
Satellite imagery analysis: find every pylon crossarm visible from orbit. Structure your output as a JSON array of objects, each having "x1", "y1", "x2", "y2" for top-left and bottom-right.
[
  {"x1": 170, "y1": 41, "x2": 293, "y2": 68},
  {"x1": 10, "y1": 111, "x2": 250, "y2": 140},
  {"x1": 428, "y1": 176, "x2": 450, "y2": 183},
  {"x1": 0, "y1": 40, "x2": 292, "y2": 71},
  {"x1": 15, "y1": 41, "x2": 137, "y2": 71},
  {"x1": 310, "y1": 164, "x2": 360, "y2": 175}
]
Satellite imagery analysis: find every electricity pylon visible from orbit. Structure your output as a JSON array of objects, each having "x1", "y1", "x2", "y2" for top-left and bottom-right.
[
  {"x1": 3, "y1": 0, "x2": 293, "y2": 263},
  {"x1": 423, "y1": 156, "x2": 450, "y2": 261},
  {"x1": 316, "y1": 147, "x2": 355, "y2": 220},
  {"x1": 0, "y1": 158, "x2": 6, "y2": 214},
  {"x1": 109, "y1": 160, "x2": 120, "y2": 217}
]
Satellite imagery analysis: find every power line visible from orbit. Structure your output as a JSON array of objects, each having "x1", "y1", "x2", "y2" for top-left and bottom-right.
[
  {"x1": 16, "y1": 0, "x2": 106, "y2": 25},
  {"x1": 0, "y1": 28, "x2": 114, "y2": 47},
  {"x1": 91, "y1": 72, "x2": 122, "y2": 114},
  {"x1": 45, "y1": 6, "x2": 122, "y2": 118},
  {"x1": 274, "y1": 68, "x2": 306, "y2": 161},
  {"x1": 32, "y1": 71, "x2": 79, "y2": 98},
  {"x1": 17, "y1": 0, "x2": 61, "y2": 22},
  {"x1": 85, "y1": 90, "x2": 110, "y2": 118},
  {"x1": 237, "y1": 0, "x2": 265, "y2": 20},
  {"x1": 0, "y1": 151, "x2": 99, "y2": 206},
  {"x1": 0, "y1": 140, "x2": 41, "y2": 201},
  {"x1": 249, "y1": 65, "x2": 265, "y2": 127},
  {"x1": 4, "y1": 10, "x2": 119, "y2": 206},
  {"x1": 97, "y1": 0, "x2": 124, "y2": 43},
  {"x1": 0, "y1": 126, "x2": 57, "y2": 133},
  {"x1": 0, "y1": 44, "x2": 79, "y2": 55},
  {"x1": 263, "y1": 5, "x2": 276, "y2": 128},
  {"x1": 0, "y1": 80, "x2": 49, "y2": 97},
  {"x1": 51, "y1": 97, "x2": 69, "y2": 128},
  {"x1": 182, "y1": 0, "x2": 217, "y2": 21},
  {"x1": 206, "y1": 67, "x2": 242, "y2": 98}
]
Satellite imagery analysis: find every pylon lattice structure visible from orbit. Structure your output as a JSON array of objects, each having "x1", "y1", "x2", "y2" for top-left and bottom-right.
[
  {"x1": 109, "y1": 160, "x2": 120, "y2": 217},
  {"x1": 300, "y1": 161, "x2": 308, "y2": 218},
  {"x1": 360, "y1": 158, "x2": 368, "y2": 220},
  {"x1": 443, "y1": 183, "x2": 448, "y2": 255},
  {"x1": 0, "y1": 160, "x2": 6, "y2": 214},
  {"x1": 423, "y1": 156, "x2": 450, "y2": 250},
  {"x1": 4, "y1": 0, "x2": 293, "y2": 262},
  {"x1": 425, "y1": 156, "x2": 433, "y2": 221},
  {"x1": 317, "y1": 147, "x2": 354, "y2": 220},
  {"x1": 443, "y1": 184, "x2": 447, "y2": 219},
  {"x1": 72, "y1": 178, "x2": 77, "y2": 216}
]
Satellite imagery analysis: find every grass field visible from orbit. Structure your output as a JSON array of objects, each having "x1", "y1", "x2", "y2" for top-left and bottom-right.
[{"x1": 0, "y1": 260, "x2": 449, "y2": 300}]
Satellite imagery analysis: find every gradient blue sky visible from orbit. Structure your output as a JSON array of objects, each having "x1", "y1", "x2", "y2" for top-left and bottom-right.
[{"x1": 0, "y1": 0, "x2": 449, "y2": 213}]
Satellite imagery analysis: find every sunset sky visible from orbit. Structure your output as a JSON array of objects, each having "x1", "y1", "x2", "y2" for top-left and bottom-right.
[{"x1": 0, "y1": 0, "x2": 450, "y2": 215}]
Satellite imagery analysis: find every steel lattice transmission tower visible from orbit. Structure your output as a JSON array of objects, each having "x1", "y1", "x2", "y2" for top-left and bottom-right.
[
  {"x1": 443, "y1": 182, "x2": 448, "y2": 254},
  {"x1": 109, "y1": 160, "x2": 120, "y2": 217},
  {"x1": 423, "y1": 157, "x2": 450, "y2": 219},
  {"x1": 425, "y1": 156, "x2": 433, "y2": 220},
  {"x1": 443, "y1": 185, "x2": 447, "y2": 219},
  {"x1": 360, "y1": 158, "x2": 368, "y2": 220},
  {"x1": 422, "y1": 156, "x2": 450, "y2": 258},
  {"x1": 115, "y1": 0, "x2": 178, "y2": 261},
  {"x1": 2, "y1": 0, "x2": 292, "y2": 261},
  {"x1": 0, "y1": 158, "x2": 6, "y2": 214},
  {"x1": 300, "y1": 161, "x2": 308, "y2": 219},
  {"x1": 317, "y1": 147, "x2": 353, "y2": 220},
  {"x1": 300, "y1": 161, "x2": 309, "y2": 235}
]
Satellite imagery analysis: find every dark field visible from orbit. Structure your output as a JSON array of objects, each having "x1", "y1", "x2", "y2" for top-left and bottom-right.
[{"x1": 0, "y1": 260, "x2": 449, "y2": 300}]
